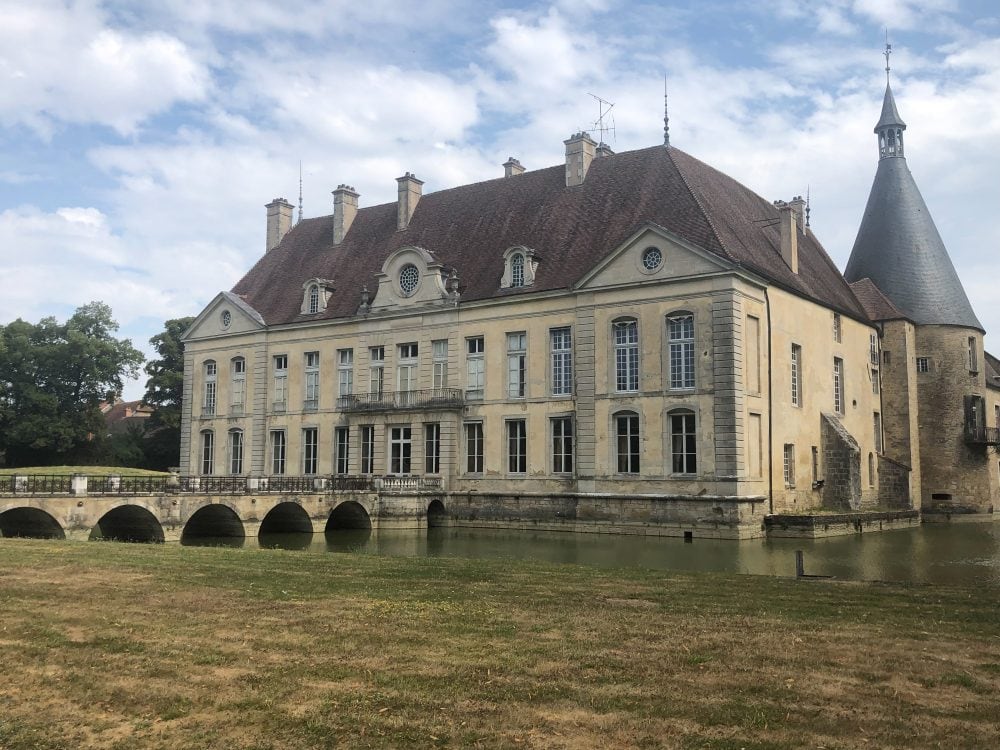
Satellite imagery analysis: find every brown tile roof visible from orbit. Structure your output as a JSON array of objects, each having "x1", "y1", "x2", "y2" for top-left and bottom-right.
[
  {"x1": 848, "y1": 278, "x2": 910, "y2": 323},
  {"x1": 984, "y1": 351, "x2": 1000, "y2": 390},
  {"x1": 232, "y1": 145, "x2": 868, "y2": 325}
]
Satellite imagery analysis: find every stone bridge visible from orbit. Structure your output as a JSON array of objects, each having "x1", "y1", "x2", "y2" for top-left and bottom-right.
[{"x1": 0, "y1": 476, "x2": 447, "y2": 543}]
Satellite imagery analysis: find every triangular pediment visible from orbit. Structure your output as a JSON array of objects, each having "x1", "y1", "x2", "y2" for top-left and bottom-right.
[
  {"x1": 574, "y1": 224, "x2": 734, "y2": 290},
  {"x1": 182, "y1": 291, "x2": 265, "y2": 341}
]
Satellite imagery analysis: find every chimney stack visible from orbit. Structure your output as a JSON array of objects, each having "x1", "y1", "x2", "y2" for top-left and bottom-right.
[
  {"x1": 564, "y1": 132, "x2": 597, "y2": 187},
  {"x1": 774, "y1": 200, "x2": 799, "y2": 274},
  {"x1": 396, "y1": 172, "x2": 424, "y2": 231},
  {"x1": 265, "y1": 197, "x2": 295, "y2": 252},
  {"x1": 332, "y1": 184, "x2": 359, "y2": 245},
  {"x1": 788, "y1": 195, "x2": 806, "y2": 228},
  {"x1": 596, "y1": 142, "x2": 615, "y2": 158},
  {"x1": 503, "y1": 157, "x2": 525, "y2": 178}
]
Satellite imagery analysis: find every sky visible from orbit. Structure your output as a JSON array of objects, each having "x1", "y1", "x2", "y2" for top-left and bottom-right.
[{"x1": 1, "y1": 0, "x2": 999, "y2": 400}]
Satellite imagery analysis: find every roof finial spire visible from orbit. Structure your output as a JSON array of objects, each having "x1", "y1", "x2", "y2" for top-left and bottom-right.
[
  {"x1": 663, "y1": 74, "x2": 670, "y2": 147},
  {"x1": 297, "y1": 160, "x2": 304, "y2": 225},
  {"x1": 805, "y1": 185, "x2": 811, "y2": 229},
  {"x1": 884, "y1": 30, "x2": 892, "y2": 84}
]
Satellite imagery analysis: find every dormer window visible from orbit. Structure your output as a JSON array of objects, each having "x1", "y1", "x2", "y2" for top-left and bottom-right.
[
  {"x1": 301, "y1": 278, "x2": 334, "y2": 315},
  {"x1": 308, "y1": 285, "x2": 320, "y2": 314},
  {"x1": 501, "y1": 246, "x2": 538, "y2": 289},
  {"x1": 511, "y1": 253, "x2": 525, "y2": 287}
]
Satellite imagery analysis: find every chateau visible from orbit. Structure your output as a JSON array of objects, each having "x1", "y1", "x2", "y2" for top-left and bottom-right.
[{"x1": 178, "y1": 71, "x2": 998, "y2": 538}]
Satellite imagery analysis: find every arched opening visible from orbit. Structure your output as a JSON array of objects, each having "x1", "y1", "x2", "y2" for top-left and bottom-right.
[
  {"x1": 0, "y1": 507, "x2": 65, "y2": 539},
  {"x1": 324, "y1": 501, "x2": 372, "y2": 552},
  {"x1": 181, "y1": 504, "x2": 245, "y2": 547},
  {"x1": 258, "y1": 501, "x2": 313, "y2": 549},
  {"x1": 427, "y1": 499, "x2": 447, "y2": 528},
  {"x1": 90, "y1": 505, "x2": 165, "y2": 543}
]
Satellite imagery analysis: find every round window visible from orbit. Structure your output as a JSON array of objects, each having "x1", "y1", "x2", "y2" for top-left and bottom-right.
[
  {"x1": 642, "y1": 247, "x2": 663, "y2": 271},
  {"x1": 399, "y1": 264, "x2": 420, "y2": 296},
  {"x1": 220, "y1": 310, "x2": 232, "y2": 328}
]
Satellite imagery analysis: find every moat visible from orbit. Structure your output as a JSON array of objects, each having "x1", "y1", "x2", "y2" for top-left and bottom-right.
[{"x1": 183, "y1": 521, "x2": 1000, "y2": 588}]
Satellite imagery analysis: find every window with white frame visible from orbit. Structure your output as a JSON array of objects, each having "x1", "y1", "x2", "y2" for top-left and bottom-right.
[
  {"x1": 791, "y1": 344, "x2": 802, "y2": 406},
  {"x1": 613, "y1": 319, "x2": 639, "y2": 392},
  {"x1": 507, "y1": 419, "x2": 527, "y2": 473},
  {"x1": 833, "y1": 357, "x2": 845, "y2": 414},
  {"x1": 360, "y1": 424, "x2": 375, "y2": 474},
  {"x1": 302, "y1": 427, "x2": 318, "y2": 474},
  {"x1": 335, "y1": 427, "x2": 350, "y2": 474},
  {"x1": 307, "y1": 284, "x2": 320, "y2": 314},
  {"x1": 369, "y1": 346, "x2": 384, "y2": 396},
  {"x1": 615, "y1": 412, "x2": 640, "y2": 473},
  {"x1": 273, "y1": 355, "x2": 288, "y2": 411},
  {"x1": 670, "y1": 411, "x2": 697, "y2": 474},
  {"x1": 432, "y1": 340, "x2": 448, "y2": 392},
  {"x1": 389, "y1": 426, "x2": 412, "y2": 474},
  {"x1": 550, "y1": 327, "x2": 573, "y2": 395},
  {"x1": 465, "y1": 422, "x2": 484, "y2": 473},
  {"x1": 304, "y1": 352, "x2": 320, "y2": 410},
  {"x1": 203, "y1": 361, "x2": 217, "y2": 415},
  {"x1": 869, "y1": 334, "x2": 879, "y2": 365},
  {"x1": 551, "y1": 417, "x2": 573, "y2": 474},
  {"x1": 397, "y1": 343, "x2": 418, "y2": 404},
  {"x1": 507, "y1": 332, "x2": 527, "y2": 398},
  {"x1": 466, "y1": 336, "x2": 485, "y2": 399},
  {"x1": 200, "y1": 430, "x2": 214, "y2": 475},
  {"x1": 833, "y1": 313, "x2": 842, "y2": 343},
  {"x1": 337, "y1": 348, "x2": 354, "y2": 397},
  {"x1": 228, "y1": 429, "x2": 244, "y2": 474},
  {"x1": 511, "y1": 253, "x2": 525, "y2": 287},
  {"x1": 230, "y1": 357, "x2": 246, "y2": 413},
  {"x1": 783, "y1": 443, "x2": 795, "y2": 488},
  {"x1": 425, "y1": 423, "x2": 441, "y2": 474},
  {"x1": 916, "y1": 356, "x2": 929, "y2": 373},
  {"x1": 270, "y1": 430, "x2": 286, "y2": 475},
  {"x1": 668, "y1": 314, "x2": 695, "y2": 389}
]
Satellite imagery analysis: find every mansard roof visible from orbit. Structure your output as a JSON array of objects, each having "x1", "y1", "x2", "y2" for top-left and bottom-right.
[
  {"x1": 231, "y1": 145, "x2": 868, "y2": 325},
  {"x1": 849, "y1": 278, "x2": 909, "y2": 323}
]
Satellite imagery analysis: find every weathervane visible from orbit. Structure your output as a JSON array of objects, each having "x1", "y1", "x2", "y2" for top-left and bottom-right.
[
  {"x1": 884, "y1": 30, "x2": 892, "y2": 84},
  {"x1": 588, "y1": 93, "x2": 616, "y2": 146},
  {"x1": 663, "y1": 75, "x2": 670, "y2": 146},
  {"x1": 297, "y1": 161, "x2": 304, "y2": 225}
]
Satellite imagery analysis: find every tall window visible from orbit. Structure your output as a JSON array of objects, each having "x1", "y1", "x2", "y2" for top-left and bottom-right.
[
  {"x1": 335, "y1": 427, "x2": 350, "y2": 474},
  {"x1": 390, "y1": 426, "x2": 412, "y2": 474},
  {"x1": 783, "y1": 444, "x2": 795, "y2": 488},
  {"x1": 790, "y1": 344, "x2": 802, "y2": 406},
  {"x1": 304, "y1": 352, "x2": 320, "y2": 410},
  {"x1": 397, "y1": 343, "x2": 418, "y2": 405},
  {"x1": 507, "y1": 419, "x2": 527, "y2": 473},
  {"x1": 833, "y1": 357, "x2": 845, "y2": 414},
  {"x1": 270, "y1": 430, "x2": 286, "y2": 475},
  {"x1": 746, "y1": 316, "x2": 760, "y2": 394},
  {"x1": 511, "y1": 253, "x2": 525, "y2": 287},
  {"x1": 369, "y1": 346, "x2": 384, "y2": 397},
  {"x1": 273, "y1": 355, "x2": 288, "y2": 411},
  {"x1": 507, "y1": 332, "x2": 527, "y2": 398},
  {"x1": 425, "y1": 423, "x2": 441, "y2": 474},
  {"x1": 812, "y1": 447, "x2": 819, "y2": 485},
  {"x1": 870, "y1": 334, "x2": 880, "y2": 394},
  {"x1": 869, "y1": 453, "x2": 876, "y2": 488},
  {"x1": 360, "y1": 425, "x2": 375, "y2": 474},
  {"x1": 337, "y1": 349, "x2": 354, "y2": 397},
  {"x1": 668, "y1": 314, "x2": 695, "y2": 389},
  {"x1": 873, "y1": 412, "x2": 883, "y2": 453},
  {"x1": 613, "y1": 319, "x2": 639, "y2": 392},
  {"x1": 466, "y1": 337, "x2": 485, "y2": 399},
  {"x1": 230, "y1": 357, "x2": 246, "y2": 413},
  {"x1": 465, "y1": 422, "x2": 484, "y2": 473},
  {"x1": 615, "y1": 412, "x2": 640, "y2": 473},
  {"x1": 308, "y1": 284, "x2": 320, "y2": 314},
  {"x1": 432, "y1": 340, "x2": 448, "y2": 392},
  {"x1": 200, "y1": 430, "x2": 214, "y2": 475},
  {"x1": 550, "y1": 327, "x2": 573, "y2": 395},
  {"x1": 302, "y1": 427, "x2": 318, "y2": 474},
  {"x1": 833, "y1": 313, "x2": 842, "y2": 343},
  {"x1": 552, "y1": 417, "x2": 573, "y2": 474},
  {"x1": 228, "y1": 429, "x2": 244, "y2": 474},
  {"x1": 968, "y1": 337, "x2": 979, "y2": 372},
  {"x1": 203, "y1": 361, "x2": 217, "y2": 415},
  {"x1": 670, "y1": 411, "x2": 697, "y2": 474}
]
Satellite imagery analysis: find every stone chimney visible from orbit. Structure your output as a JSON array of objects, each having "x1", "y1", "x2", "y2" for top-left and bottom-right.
[
  {"x1": 564, "y1": 132, "x2": 597, "y2": 187},
  {"x1": 596, "y1": 142, "x2": 615, "y2": 158},
  {"x1": 774, "y1": 200, "x2": 799, "y2": 274},
  {"x1": 788, "y1": 195, "x2": 806, "y2": 228},
  {"x1": 503, "y1": 157, "x2": 525, "y2": 178},
  {"x1": 265, "y1": 197, "x2": 294, "y2": 252},
  {"x1": 332, "y1": 184, "x2": 359, "y2": 245},
  {"x1": 396, "y1": 172, "x2": 424, "y2": 231}
]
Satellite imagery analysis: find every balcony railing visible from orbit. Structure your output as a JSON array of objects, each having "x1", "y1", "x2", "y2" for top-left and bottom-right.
[
  {"x1": 90, "y1": 475, "x2": 172, "y2": 495},
  {"x1": 964, "y1": 425, "x2": 1000, "y2": 445},
  {"x1": 337, "y1": 388, "x2": 464, "y2": 413}
]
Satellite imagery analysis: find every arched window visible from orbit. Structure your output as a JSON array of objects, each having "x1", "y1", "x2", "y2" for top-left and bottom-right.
[
  {"x1": 200, "y1": 430, "x2": 214, "y2": 475},
  {"x1": 669, "y1": 409, "x2": 697, "y2": 475},
  {"x1": 667, "y1": 312, "x2": 695, "y2": 389},
  {"x1": 511, "y1": 253, "x2": 525, "y2": 287},
  {"x1": 613, "y1": 318, "x2": 639, "y2": 392},
  {"x1": 228, "y1": 429, "x2": 244, "y2": 475},
  {"x1": 308, "y1": 284, "x2": 320, "y2": 314},
  {"x1": 230, "y1": 357, "x2": 246, "y2": 413},
  {"x1": 203, "y1": 360, "x2": 217, "y2": 415},
  {"x1": 614, "y1": 411, "x2": 640, "y2": 473}
]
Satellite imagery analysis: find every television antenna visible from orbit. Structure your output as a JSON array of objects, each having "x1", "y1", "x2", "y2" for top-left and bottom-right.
[{"x1": 588, "y1": 93, "x2": 616, "y2": 145}]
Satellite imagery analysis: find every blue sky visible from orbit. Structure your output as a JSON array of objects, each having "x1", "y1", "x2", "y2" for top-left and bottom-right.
[{"x1": 2, "y1": 0, "x2": 999, "y2": 399}]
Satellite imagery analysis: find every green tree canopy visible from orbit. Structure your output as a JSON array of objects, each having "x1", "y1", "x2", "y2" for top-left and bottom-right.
[
  {"x1": 141, "y1": 316, "x2": 194, "y2": 470},
  {"x1": 0, "y1": 302, "x2": 144, "y2": 467}
]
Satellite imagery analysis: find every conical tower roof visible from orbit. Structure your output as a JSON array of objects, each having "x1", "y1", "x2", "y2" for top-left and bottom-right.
[{"x1": 845, "y1": 82, "x2": 982, "y2": 330}]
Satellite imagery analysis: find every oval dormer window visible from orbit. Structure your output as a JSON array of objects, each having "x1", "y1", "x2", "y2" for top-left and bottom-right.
[
  {"x1": 220, "y1": 310, "x2": 232, "y2": 328},
  {"x1": 399, "y1": 264, "x2": 420, "y2": 296}
]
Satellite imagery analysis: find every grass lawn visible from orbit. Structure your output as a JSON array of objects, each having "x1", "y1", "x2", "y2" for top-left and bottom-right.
[
  {"x1": 0, "y1": 466, "x2": 169, "y2": 477},
  {"x1": 0, "y1": 540, "x2": 998, "y2": 749}
]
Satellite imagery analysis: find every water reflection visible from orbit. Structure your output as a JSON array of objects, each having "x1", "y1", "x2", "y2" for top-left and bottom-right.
[{"x1": 182, "y1": 522, "x2": 1000, "y2": 587}]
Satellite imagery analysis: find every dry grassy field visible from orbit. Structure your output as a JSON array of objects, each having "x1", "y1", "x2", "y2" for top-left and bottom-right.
[{"x1": 0, "y1": 539, "x2": 998, "y2": 749}]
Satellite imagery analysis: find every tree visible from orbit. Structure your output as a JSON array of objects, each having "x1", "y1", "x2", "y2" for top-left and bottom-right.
[
  {"x1": 0, "y1": 302, "x2": 144, "y2": 467},
  {"x1": 141, "y1": 316, "x2": 194, "y2": 470}
]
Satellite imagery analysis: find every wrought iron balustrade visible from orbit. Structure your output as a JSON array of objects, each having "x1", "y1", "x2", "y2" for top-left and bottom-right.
[
  {"x1": 90, "y1": 475, "x2": 171, "y2": 495},
  {"x1": 964, "y1": 425, "x2": 1000, "y2": 445},
  {"x1": 337, "y1": 388, "x2": 464, "y2": 412},
  {"x1": 0, "y1": 475, "x2": 73, "y2": 494},
  {"x1": 180, "y1": 475, "x2": 249, "y2": 494}
]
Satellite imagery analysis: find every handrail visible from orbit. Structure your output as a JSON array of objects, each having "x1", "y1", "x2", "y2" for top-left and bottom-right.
[{"x1": 337, "y1": 388, "x2": 464, "y2": 412}]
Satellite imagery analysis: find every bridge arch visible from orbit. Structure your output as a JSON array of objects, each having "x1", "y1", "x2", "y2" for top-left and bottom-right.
[
  {"x1": 326, "y1": 500, "x2": 372, "y2": 531},
  {"x1": 259, "y1": 501, "x2": 313, "y2": 534},
  {"x1": 181, "y1": 504, "x2": 245, "y2": 545},
  {"x1": 90, "y1": 504, "x2": 165, "y2": 543},
  {"x1": 0, "y1": 507, "x2": 66, "y2": 539},
  {"x1": 427, "y1": 499, "x2": 447, "y2": 528}
]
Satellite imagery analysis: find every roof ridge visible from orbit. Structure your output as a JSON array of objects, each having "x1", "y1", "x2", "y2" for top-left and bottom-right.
[{"x1": 665, "y1": 146, "x2": 733, "y2": 262}]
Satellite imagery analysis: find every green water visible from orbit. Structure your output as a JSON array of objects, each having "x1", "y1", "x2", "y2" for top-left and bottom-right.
[{"x1": 185, "y1": 522, "x2": 1000, "y2": 587}]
